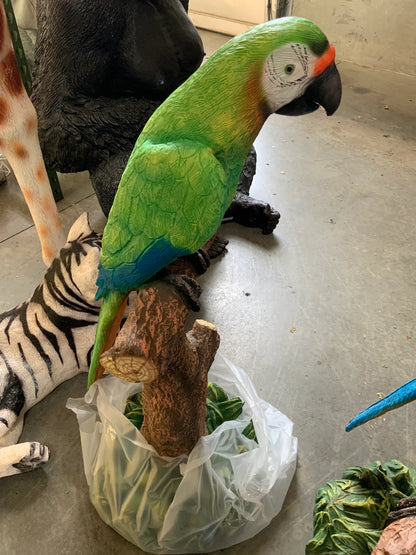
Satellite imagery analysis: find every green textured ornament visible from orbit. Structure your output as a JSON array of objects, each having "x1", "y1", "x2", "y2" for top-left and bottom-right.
[{"x1": 306, "y1": 460, "x2": 416, "y2": 554}]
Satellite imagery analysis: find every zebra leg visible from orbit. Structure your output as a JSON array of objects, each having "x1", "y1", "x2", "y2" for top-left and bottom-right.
[
  {"x1": 0, "y1": 370, "x2": 26, "y2": 446},
  {"x1": 0, "y1": 442, "x2": 50, "y2": 478}
]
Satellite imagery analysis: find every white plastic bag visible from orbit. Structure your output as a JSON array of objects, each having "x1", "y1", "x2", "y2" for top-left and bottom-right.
[{"x1": 67, "y1": 354, "x2": 297, "y2": 553}]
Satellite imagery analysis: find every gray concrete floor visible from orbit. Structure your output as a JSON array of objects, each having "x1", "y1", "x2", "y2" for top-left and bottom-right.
[{"x1": 0, "y1": 29, "x2": 415, "y2": 554}]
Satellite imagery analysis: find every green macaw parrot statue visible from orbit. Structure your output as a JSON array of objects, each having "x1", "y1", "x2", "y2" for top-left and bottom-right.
[{"x1": 88, "y1": 16, "x2": 342, "y2": 387}]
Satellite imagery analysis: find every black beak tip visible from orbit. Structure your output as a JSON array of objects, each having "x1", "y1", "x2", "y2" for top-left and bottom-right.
[
  {"x1": 325, "y1": 104, "x2": 338, "y2": 117},
  {"x1": 320, "y1": 64, "x2": 342, "y2": 116}
]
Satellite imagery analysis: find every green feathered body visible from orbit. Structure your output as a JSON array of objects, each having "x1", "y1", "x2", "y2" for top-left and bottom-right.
[
  {"x1": 88, "y1": 17, "x2": 332, "y2": 387},
  {"x1": 97, "y1": 17, "x2": 329, "y2": 295}
]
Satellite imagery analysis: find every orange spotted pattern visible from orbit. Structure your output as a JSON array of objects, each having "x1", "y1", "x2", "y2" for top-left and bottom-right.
[
  {"x1": 0, "y1": 97, "x2": 8, "y2": 124},
  {"x1": 36, "y1": 164, "x2": 47, "y2": 182},
  {"x1": 0, "y1": 50, "x2": 24, "y2": 96},
  {"x1": 41, "y1": 196, "x2": 55, "y2": 214},
  {"x1": 0, "y1": 2, "x2": 65, "y2": 265},
  {"x1": 38, "y1": 224, "x2": 49, "y2": 237},
  {"x1": 26, "y1": 116, "x2": 37, "y2": 133},
  {"x1": 11, "y1": 140, "x2": 28, "y2": 158},
  {"x1": 21, "y1": 188, "x2": 34, "y2": 204},
  {"x1": 42, "y1": 246, "x2": 54, "y2": 262}
]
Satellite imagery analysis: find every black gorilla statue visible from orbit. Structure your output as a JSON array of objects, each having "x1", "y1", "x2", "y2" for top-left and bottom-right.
[{"x1": 31, "y1": 0, "x2": 279, "y2": 233}]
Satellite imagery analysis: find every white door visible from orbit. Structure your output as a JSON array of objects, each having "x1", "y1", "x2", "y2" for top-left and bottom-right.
[{"x1": 189, "y1": 0, "x2": 268, "y2": 36}]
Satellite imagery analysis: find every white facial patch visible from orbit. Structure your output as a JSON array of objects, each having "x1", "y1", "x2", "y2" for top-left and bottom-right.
[{"x1": 262, "y1": 42, "x2": 318, "y2": 112}]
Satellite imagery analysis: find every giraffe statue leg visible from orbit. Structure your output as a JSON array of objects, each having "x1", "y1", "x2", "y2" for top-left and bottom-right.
[{"x1": 0, "y1": 1, "x2": 65, "y2": 265}]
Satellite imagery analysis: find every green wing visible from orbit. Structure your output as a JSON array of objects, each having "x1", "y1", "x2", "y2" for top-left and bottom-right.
[{"x1": 100, "y1": 139, "x2": 229, "y2": 272}]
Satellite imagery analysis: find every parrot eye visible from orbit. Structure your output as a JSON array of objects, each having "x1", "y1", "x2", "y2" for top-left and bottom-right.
[{"x1": 284, "y1": 64, "x2": 295, "y2": 75}]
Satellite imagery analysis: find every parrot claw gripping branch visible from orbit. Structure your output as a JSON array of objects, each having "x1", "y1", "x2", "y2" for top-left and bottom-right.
[{"x1": 88, "y1": 16, "x2": 342, "y2": 388}]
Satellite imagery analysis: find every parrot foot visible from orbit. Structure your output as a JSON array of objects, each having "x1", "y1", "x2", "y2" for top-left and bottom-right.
[
  {"x1": 183, "y1": 248, "x2": 211, "y2": 275},
  {"x1": 161, "y1": 274, "x2": 202, "y2": 312},
  {"x1": 225, "y1": 145, "x2": 280, "y2": 235},
  {"x1": 225, "y1": 191, "x2": 280, "y2": 235},
  {"x1": 203, "y1": 234, "x2": 229, "y2": 260}
]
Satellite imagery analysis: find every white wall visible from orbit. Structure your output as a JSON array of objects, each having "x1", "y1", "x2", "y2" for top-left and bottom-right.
[
  {"x1": 12, "y1": 0, "x2": 37, "y2": 30},
  {"x1": 189, "y1": 0, "x2": 268, "y2": 36},
  {"x1": 292, "y1": 0, "x2": 416, "y2": 76}
]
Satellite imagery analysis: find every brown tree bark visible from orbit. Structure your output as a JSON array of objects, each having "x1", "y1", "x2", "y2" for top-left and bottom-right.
[
  {"x1": 372, "y1": 516, "x2": 416, "y2": 554},
  {"x1": 99, "y1": 257, "x2": 221, "y2": 457},
  {"x1": 372, "y1": 498, "x2": 416, "y2": 555}
]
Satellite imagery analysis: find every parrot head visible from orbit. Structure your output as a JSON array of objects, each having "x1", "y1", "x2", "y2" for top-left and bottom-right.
[{"x1": 258, "y1": 18, "x2": 342, "y2": 117}]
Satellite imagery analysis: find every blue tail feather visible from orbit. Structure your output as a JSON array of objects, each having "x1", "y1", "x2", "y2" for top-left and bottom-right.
[
  {"x1": 346, "y1": 376, "x2": 416, "y2": 431},
  {"x1": 95, "y1": 238, "x2": 191, "y2": 300}
]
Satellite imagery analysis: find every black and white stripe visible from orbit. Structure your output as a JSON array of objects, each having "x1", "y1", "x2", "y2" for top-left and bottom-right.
[{"x1": 0, "y1": 223, "x2": 102, "y2": 439}]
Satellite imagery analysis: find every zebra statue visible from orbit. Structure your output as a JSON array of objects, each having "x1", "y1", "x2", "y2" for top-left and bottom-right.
[{"x1": 0, "y1": 213, "x2": 102, "y2": 477}]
